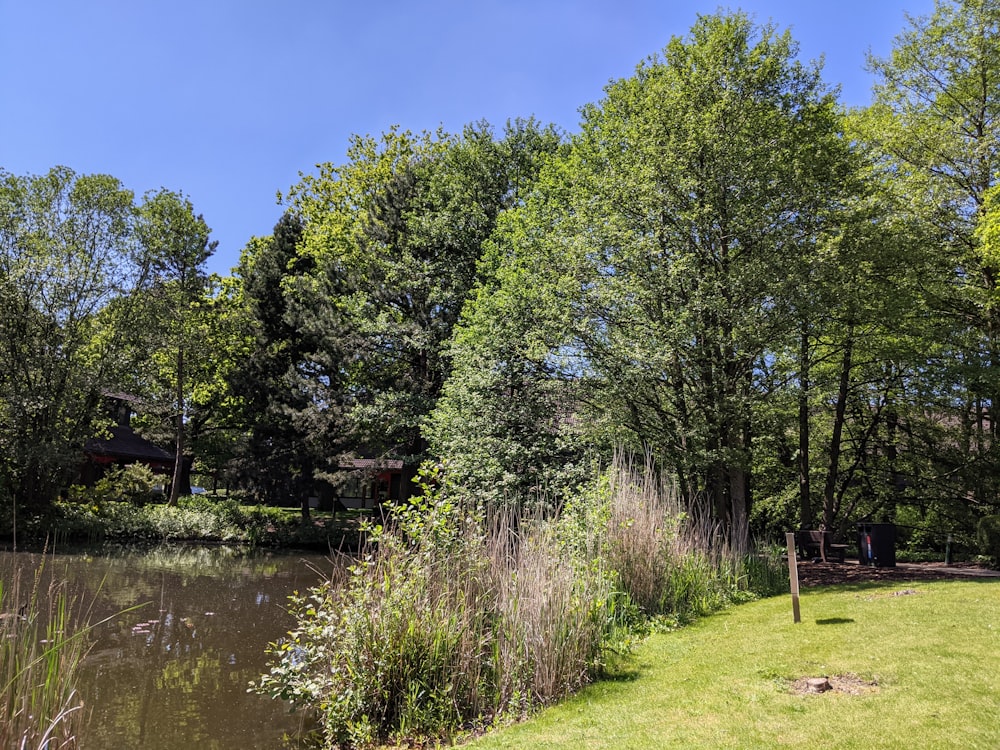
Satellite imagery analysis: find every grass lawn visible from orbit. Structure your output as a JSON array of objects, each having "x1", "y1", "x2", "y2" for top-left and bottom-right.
[{"x1": 465, "y1": 578, "x2": 1000, "y2": 750}]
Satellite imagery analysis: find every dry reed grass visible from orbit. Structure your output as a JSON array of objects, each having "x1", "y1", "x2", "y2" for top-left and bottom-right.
[
  {"x1": 257, "y1": 455, "x2": 785, "y2": 748},
  {"x1": 257, "y1": 489, "x2": 615, "y2": 748},
  {"x1": 601, "y1": 450, "x2": 773, "y2": 620}
]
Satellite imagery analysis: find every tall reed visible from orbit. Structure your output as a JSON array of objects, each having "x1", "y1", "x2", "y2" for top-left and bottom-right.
[
  {"x1": 256, "y1": 456, "x2": 785, "y2": 748},
  {"x1": 255, "y1": 481, "x2": 616, "y2": 748},
  {"x1": 599, "y1": 450, "x2": 785, "y2": 620},
  {"x1": 0, "y1": 559, "x2": 89, "y2": 750}
]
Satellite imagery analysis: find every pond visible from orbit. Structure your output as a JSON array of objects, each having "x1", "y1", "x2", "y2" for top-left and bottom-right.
[{"x1": 3, "y1": 544, "x2": 334, "y2": 749}]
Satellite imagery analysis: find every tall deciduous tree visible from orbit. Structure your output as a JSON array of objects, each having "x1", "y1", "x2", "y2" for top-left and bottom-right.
[
  {"x1": 137, "y1": 189, "x2": 216, "y2": 505},
  {"x1": 428, "y1": 185, "x2": 591, "y2": 510},
  {"x1": 460, "y1": 13, "x2": 859, "y2": 546},
  {"x1": 0, "y1": 167, "x2": 149, "y2": 513},
  {"x1": 788, "y1": 194, "x2": 928, "y2": 534},
  {"x1": 856, "y1": 0, "x2": 1000, "y2": 529}
]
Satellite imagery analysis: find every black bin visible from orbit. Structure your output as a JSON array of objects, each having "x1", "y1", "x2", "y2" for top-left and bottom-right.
[{"x1": 857, "y1": 523, "x2": 896, "y2": 568}]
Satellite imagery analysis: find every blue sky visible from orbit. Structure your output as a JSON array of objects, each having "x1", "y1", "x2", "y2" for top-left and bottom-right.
[{"x1": 1, "y1": 1, "x2": 933, "y2": 276}]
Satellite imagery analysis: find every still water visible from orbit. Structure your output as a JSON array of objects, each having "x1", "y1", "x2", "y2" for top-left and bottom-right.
[{"x1": 5, "y1": 544, "x2": 333, "y2": 749}]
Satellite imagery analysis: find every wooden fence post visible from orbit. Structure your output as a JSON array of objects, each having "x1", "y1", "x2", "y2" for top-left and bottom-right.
[{"x1": 786, "y1": 532, "x2": 801, "y2": 624}]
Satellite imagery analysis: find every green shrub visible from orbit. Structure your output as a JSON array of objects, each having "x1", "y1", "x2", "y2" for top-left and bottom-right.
[
  {"x1": 46, "y1": 490, "x2": 328, "y2": 546},
  {"x1": 52, "y1": 499, "x2": 160, "y2": 543},
  {"x1": 68, "y1": 464, "x2": 157, "y2": 506},
  {"x1": 976, "y1": 515, "x2": 1000, "y2": 564}
]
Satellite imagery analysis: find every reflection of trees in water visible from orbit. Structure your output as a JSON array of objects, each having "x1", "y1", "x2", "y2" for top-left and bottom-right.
[{"x1": 4, "y1": 545, "x2": 329, "y2": 750}]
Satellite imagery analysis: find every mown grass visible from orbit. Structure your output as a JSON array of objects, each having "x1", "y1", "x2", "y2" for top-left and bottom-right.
[{"x1": 465, "y1": 578, "x2": 1000, "y2": 750}]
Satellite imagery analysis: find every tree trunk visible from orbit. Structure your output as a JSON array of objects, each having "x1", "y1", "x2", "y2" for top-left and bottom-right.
[
  {"x1": 168, "y1": 347, "x2": 185, "y2": 507},
  {"x1": 798, "y1": 323, "x2": 812, "y2": 529},
  {"x1": 725, "y1": 394, "x2": 753, "y2": 552},
  {"x1": 885, "y1": 398, "x2": 901, "y2": 523},
  {"x1": 823, "y1": 326, "x2": 854, "y2": 529},
  {"x1": 297, "y1": 472, "x2": 311, "y2": 522},
  {"x1": 729, "y1": 463, "x2": 749, "y2": 553}
]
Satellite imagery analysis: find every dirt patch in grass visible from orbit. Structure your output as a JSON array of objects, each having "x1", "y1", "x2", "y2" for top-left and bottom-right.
[{"x1": 789, "y1": 673, "x2": 880, "y2": 696}]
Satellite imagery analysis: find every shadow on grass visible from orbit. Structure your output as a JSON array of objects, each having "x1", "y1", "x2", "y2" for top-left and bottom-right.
[
  {"x1": 599, "y1": 666, "x2": 642, "y2": 683},
  {"x1": 815, "y1": 617, "x2": 855, "y2": 625},
  {"x1": 599, "y1": 652, "x2": 642, "y2": 683}
]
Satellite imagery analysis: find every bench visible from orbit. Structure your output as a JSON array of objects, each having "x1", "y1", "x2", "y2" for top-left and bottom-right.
[{"x1": 795, "y1": 530, "x2": 847, "y2": 563}]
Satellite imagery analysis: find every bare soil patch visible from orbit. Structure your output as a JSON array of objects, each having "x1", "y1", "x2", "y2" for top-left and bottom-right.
[{"x1": 789, "y1": 673, "x2": 879, "y2": 696}]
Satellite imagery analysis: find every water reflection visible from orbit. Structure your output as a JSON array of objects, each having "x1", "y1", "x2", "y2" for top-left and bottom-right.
[{"x1": 3, "y1": 544, "x2": 332, "y2": 750}]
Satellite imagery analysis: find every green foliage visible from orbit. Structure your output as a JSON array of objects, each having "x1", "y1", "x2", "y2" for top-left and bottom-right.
[
  {"x1": 45, "y1": 495, "x2": 338, "y2": 548},
  {"x1": 845, "y1": 0, "x2": 1000, "y2": 540},
  {"x1": 11, "y1": 4, "x2": 1000, "y2": 570},
  {"x1": 272, "y1": 119, "x2": 565, "y2": 488},
  {"x1": 69, "y1": 464, "x2": 156, "y2": 506},
  {"x1": 135, "y1": 189, "x2": 218, "y2": 505},
  {"x1": 749, "y1": 485, "x2": 800, "y2": 544},
  {"x1": 435, "y1": 13, "x2": 859, "y2": 548},
  {"x1": 0, "y1": 167, "x2": 150, "y2": 513},
  {"x1": 0, "y1": 167, "x2": 239, "y2": 526},
  {"x1": 976, "y1": 515, "x2": 1000, "y2": 563},
  {"x1": 230, "y1": 212, "x2": 320, "y2": 506},
  {"x1": 255, "y1": 457, "x2": 784, "y2": 748},
  {"x1": 428, "y1": 195, "x2": 597, "y2": 510},
  {"x1": 430, "y1": 2, "x2": 1000, "y2": 558}
]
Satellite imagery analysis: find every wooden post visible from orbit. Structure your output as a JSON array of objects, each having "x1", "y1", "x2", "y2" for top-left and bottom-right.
[{"x1": 786, "y1": 532, "x2": 801, "y2": 624}]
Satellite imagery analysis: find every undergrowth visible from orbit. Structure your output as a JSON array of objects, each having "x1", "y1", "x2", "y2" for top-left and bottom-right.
[
  {"x1": 254, "y1": 455, "x2": 785, "y2": 748},
  {"x1": 29, "y1": 496, "x2": 340, "y2": 549}
]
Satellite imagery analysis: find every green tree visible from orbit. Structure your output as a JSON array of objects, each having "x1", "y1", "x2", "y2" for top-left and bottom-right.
[
  {"x1": 285, "y1": 119, "x2": 563, "y2": 498},
  {"x1": 136, "y1": 189, "x2": 216, "y2": 505},
  {"x1": 230, "y1": 212, "x2": 327, "y2": 514},
  {"x1": 429, "y1": 235, "x2": 585, "y2": 509},
  {"x1": 459, "y1": 13, "x2": 859, "y2": 546},
  {"x1": 855, "y1": 0, "x2": 1000, "y2": 535},
  {"x1": 428, "y1": 153, "x2": 594, "y2": 511},
  {"x1": 179, "y1": 274, "x2": 251, "y2": 493},
  {"x1": 785, "y1": 194, "x2": 930, "y2": 535},
  {"x1": 0, "y1": 167, "x2": 149, "y2": 514}
]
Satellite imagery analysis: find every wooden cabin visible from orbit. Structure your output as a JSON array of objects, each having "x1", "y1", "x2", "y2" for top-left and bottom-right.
[
  {"x1": 79, "y1": 394, "x2": 175, "y2": 485},
  {"x1": 332, "y1": 457, "x2": 405, "y2": 510}
]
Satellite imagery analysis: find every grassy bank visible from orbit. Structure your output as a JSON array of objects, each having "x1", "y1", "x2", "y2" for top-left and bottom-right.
[
  {"x1": 466, "y1": 578, "x2": 1000, "y2": 750},
  {"x1": 255, "y1": 458, "x2": 787, "y2": 748}
]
